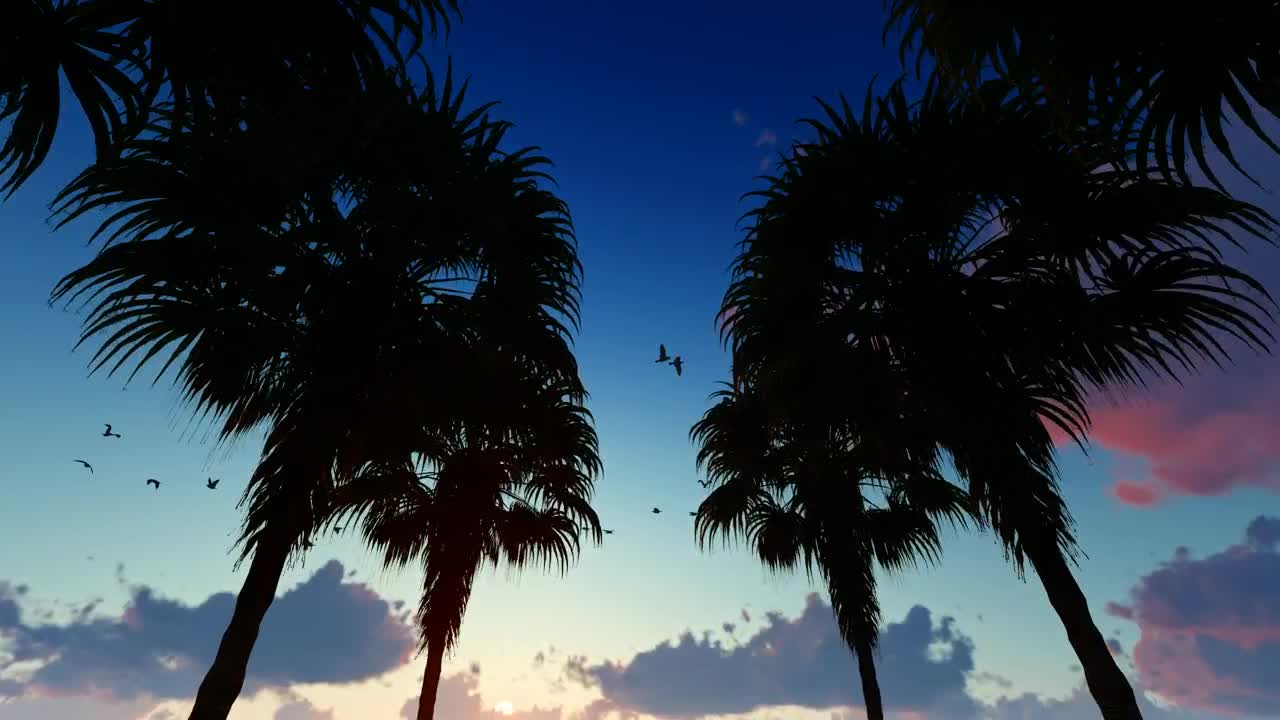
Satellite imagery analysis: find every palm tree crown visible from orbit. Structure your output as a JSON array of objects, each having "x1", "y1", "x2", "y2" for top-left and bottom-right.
[
  {"x1": 49, "y1": 63, "x2": 586, "y2": 720},
  {"x1": 716, "y1": 77, "x2": 1274, "y2": 719}
]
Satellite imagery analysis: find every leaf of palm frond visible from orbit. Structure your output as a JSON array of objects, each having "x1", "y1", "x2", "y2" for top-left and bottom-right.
[
  {"x1": 694, "y1": 478, "x2": 768, "y2": 551},
  {"x1": 887, "y1": 0, "x2": 1280, "y2": 188},
  {"x1": 0, "y1": 0, "x2": 145, "y2": 196},
  {"x1": 1077, "y1": 247, "x2": 1275, "y2": 389},
  {"x1": 493, "y1": 503, "x2": 583, "y2": 575},
  {"x1": 745, "y1": 499, "x2": 815, "y2": 577},
  {"x1": 863, "y1": 506, "x2": 945, "y2": 572}
]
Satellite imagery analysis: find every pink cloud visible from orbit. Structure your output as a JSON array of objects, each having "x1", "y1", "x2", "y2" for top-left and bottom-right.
[
  {"x1": 1104, "y1": 602, "x2": 1134, "y2": 620},
  {"x1": 1109, "y1": 480, "x2": 1161, "y2": 507},
  {"x1": 1049, "y1": 350, "x2": 1280, "y2": 504},
  {"x1": 1110, "y1": 517, "x2": 1280, "y2": 716}
]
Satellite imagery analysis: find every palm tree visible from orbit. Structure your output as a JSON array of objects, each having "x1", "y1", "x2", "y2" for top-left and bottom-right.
[
  {"x1": 0, "y1": 0, "x2": 459, "y2": 196},
  {"x1": 884, "y1": 0, "x2": 1280, "y2": 188},
  {"x1": 719, "y1": 79, "x2": 1274, "y2": 720},
  {"x1": 691, "y1": 378, "x2": 971, "y2": 720},
  {"x1": 49, "y1": 66, "x2": 583, "y2": 720},
  {"x1": 329, "y1": 349, "x2": 601, "y2": 720}
]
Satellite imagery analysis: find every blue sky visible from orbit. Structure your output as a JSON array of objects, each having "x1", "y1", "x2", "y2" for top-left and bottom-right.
[{"x1": 2, "y1": 2, "x2": 1279, "y2": 719}]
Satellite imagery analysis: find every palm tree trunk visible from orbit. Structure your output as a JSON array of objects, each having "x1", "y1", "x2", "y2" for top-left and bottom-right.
[
  {"x1": 415, "y1": 632, "x2": 447, "y2": 720},
  {"x1": 1023, "y1": 536, "x2": 1143, "y2": 720},
  {"x1": 852, "y1": 640, "x2": 885, "y2": 720},
  {"x1": 187, "y1": 528, "x2": 293, "y2": 720}
]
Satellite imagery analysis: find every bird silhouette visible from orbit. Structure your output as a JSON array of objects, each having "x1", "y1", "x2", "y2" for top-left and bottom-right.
[
  {"x1": 302, "y1": 540, "x2": 315, "y2": 550},
  {"x1": 102, "y1": 424, "x2": 121, "y2": 438},
  {"x1": 670, "y1": 356, "x2": 684, "y2": 376},
  {"x1": 205, "y1": 478, "x2": 219, "y2": 490},
  {"x1": 655, "y1": 344, "x2": 670, "y2": 363},
  {"x1": 145, "y1": 478, "x2": 160, "y2": 489},
  {"x1": 604, "y1": 529, "x2": 614, "y2": 535},
  {"x1": 334, "y1": 526, "x2": 344, "y2": 533},
  {"x1": 689, "y1": 512, "x2": 697, "y2": 517},
  {"x1": 73, "y1": 459, "x2": 93, "y2": 474},
  {"x1": 652, "y1": 507, "x2": 662, "y2": 514},
  {"x1": 698, "y1": 478, "x2": 711, "y2": 488}
]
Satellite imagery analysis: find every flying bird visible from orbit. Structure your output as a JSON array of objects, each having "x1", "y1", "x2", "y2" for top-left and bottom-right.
[
  {"x1": 603, "y1": 529, "x2": 614, "y2": 535},
  {"x1": 698, "y1": 478, "x2": 711, "y2": 488},
  {"x1": 689, "y1": 512, "x2": 697, "y2": 517},
  {"x1": 102, "y1": 424, "x2": 121, "y2": 438},
  {"x1": 205, "y1": 477, "x2": 219, "y2": 489},
  {"x1": 145, "y1": 478, "x2": 160, "y2": 489},
  {"x1": 652, "y1": 507, "x2": 662, "y2": 514},
  {"x1": 73, "y1": 459, "x2": 93, "y2": 474},
  {"x1": 670, "y1": 356, "x2": 684, "y2": 376},
  {"x1": 334, "y1": 526, "x2": 343, "y2": 533},
  {"x1": 655, "y1": 344, "x2": 670, "y2": 363}
]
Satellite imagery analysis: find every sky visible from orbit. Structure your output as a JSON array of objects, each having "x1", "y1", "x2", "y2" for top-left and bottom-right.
[{"x1": 1, "y1": 1, "x2": 1279, "y2": 719}]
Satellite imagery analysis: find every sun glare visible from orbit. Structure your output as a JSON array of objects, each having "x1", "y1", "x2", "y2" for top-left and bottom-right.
[{"x1": 494, "y1": 701, "x2": 515, "y2": 716}]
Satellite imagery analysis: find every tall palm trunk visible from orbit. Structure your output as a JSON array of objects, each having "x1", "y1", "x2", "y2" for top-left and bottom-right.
[
  {"x1": 188, "y1": 526, "x2": 293, "y2": 720},
  {"x1": 1023, "y1": 535, "x2": 1142, "y2": 720},
  {"x1": 852, "y1": 640, "x2": 885, "y2": 720},
  {"x1": 415, "y1": 628, "x2": 447, "y2": 720}
]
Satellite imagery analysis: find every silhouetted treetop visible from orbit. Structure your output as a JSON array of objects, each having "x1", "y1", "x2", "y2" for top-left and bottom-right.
[
  {"x1": 1, "y1": 0, "x2": 460, "y2": 195},
  {"x1": 885, "y1": 0, "x2": 1280, "y2": 189}
]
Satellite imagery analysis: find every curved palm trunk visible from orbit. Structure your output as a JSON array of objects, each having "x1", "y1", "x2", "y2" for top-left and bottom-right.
[
  {"x1": 188, "y1": 527, "x2": 292, "y2": 720},
  {"x1": 1023, "y1": 536, "x2": 1142, "y2": 720},
  {"x1": 415, "y1": 630, "x2": 447, "y2": 720},
  {"x1": 852, "y1": 640, "x2": 885, "y2": 720}
]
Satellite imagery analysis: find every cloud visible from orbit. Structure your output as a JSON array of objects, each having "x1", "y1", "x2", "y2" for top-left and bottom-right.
[
  {"x1": 732, "y1": 109, "x2": 749, "y2": 127},
  {"x1": 754, "y1": 129, "x2": 777, "y2": 147},
  {"x1": 275, "y1": 698, "x2": 337, "y2": 720},
  {"x1": 1110, "y1": 480, "x2": 1161, "y2": 507},
  {"x1": 400, "y1": 672, "x2": 562, "y2": 720},
  {"x1": 1105, "y1": 602, "x2": 1135, "y2": 620},
  {"x1": 565, "y1": 594, "x2": 978, "y2": 719},
  {"x1": 1109, "y1": 516, "x2": 1280, "y2": 715},
  {"x1": 983, "y1": 684, "x2": 1202, "y2": 720},
  {"x1": 0, "y1": 696, "x2": 159, "y2": 720},
  {"x1": 1082, "y1": 370, "x2": 1280, "y2": 503},
  {"x1": 1245, "y1": 515, "x2": 1280, "y2": 549},
  {"x1": 0, "y1": 560, "x2": 414, "y2": 701}
]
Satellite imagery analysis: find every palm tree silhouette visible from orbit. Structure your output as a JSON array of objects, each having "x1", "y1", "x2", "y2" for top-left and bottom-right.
[
  {"x1": 330, "y1": 354, "x2": 600, "y2": 720},
  {"x1": 718, "y1": 78, "x2": 1273, "y2": 720},
  {"x1": 50, "y1": 63, "x2": 583, "y2": 720},
  {"x1": 1, "y1": 0, "x2": 459, "y2": 197},
  {"x1": 692, "y1": 380, "x2": 970, "y2": 720},
  {"x1": 885, "y1": 0, "x2": 1280, "y2": 188}
]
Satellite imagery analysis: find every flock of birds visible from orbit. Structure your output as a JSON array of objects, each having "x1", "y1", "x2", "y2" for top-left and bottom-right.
[
  {"x1": 72, "y1": 424, "x2": 221, "y2": 492},
  {"x1": 66, "y1": 345, "x2": 695, "y2": 534},
  {"x1": 655, "y1": 344, "x2": 684, "y2": 376}
]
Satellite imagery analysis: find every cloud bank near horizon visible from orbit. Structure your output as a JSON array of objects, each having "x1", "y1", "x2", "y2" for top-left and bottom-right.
[{"x1": 0, "y1": 560, "x2": 415, "y2": 702}]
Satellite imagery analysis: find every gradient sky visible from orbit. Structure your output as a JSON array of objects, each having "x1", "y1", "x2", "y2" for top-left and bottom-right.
[{"x1": 2, "y1": 2, "x2": 1279, "y2": 719}]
